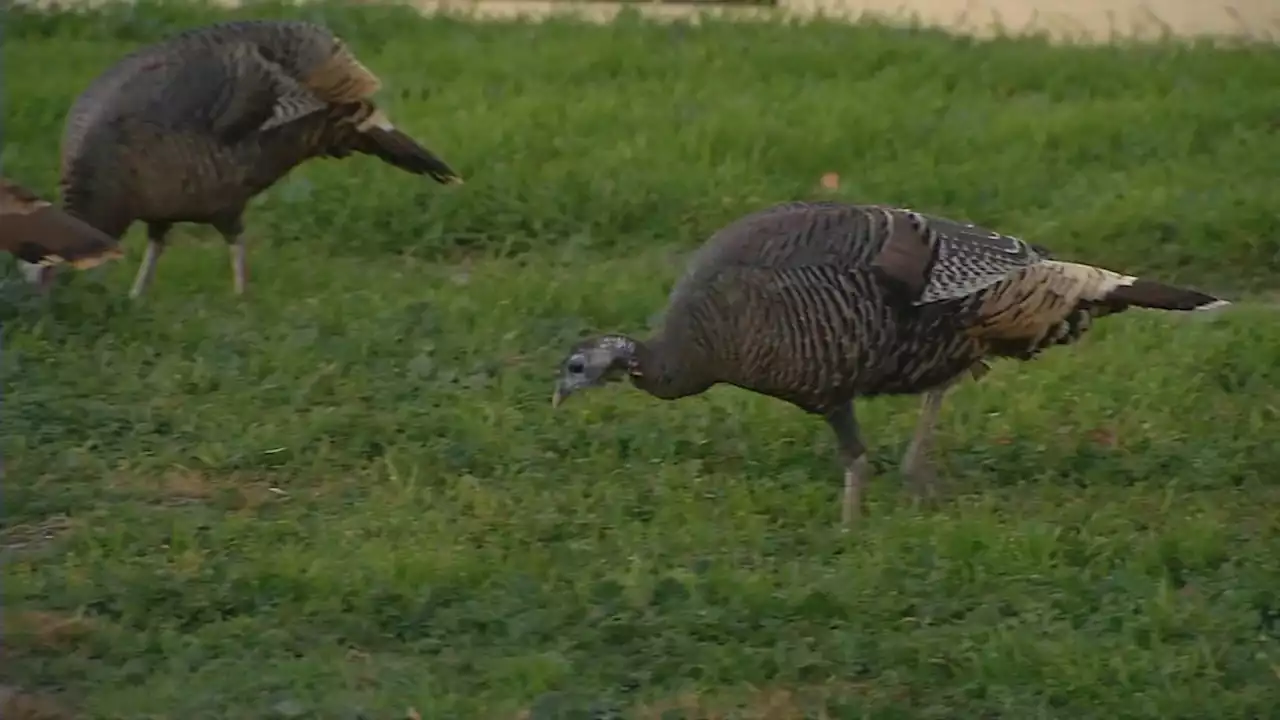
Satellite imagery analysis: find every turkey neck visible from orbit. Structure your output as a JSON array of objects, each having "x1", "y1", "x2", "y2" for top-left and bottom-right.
[{"x1": 627, "y1": 333, "x2": 711, "y2": 401}]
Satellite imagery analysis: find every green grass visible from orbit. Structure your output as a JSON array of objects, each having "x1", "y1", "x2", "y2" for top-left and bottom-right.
[{"x1": 3, "y1": 1, "x2": 1280, "y2": 717}]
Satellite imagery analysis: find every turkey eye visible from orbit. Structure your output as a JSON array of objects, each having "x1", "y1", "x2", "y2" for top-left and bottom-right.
[{"x1": 567, "y1": 360, "x2": 585, "y2": 374}]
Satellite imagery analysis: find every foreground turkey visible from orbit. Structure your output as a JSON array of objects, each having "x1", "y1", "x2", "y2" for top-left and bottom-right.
[
  {"x1": 1, "y1": 176, "x2": 123, "y2": 289},
  {"x1": 551, "y1": 202, "x2": 1229, "y2": 526},
  {"x1": 41, "y1": 19, "x2": 463, "y2": 298}
]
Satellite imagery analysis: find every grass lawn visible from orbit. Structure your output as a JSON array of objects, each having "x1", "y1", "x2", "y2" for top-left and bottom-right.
[{"x1": 3, "y1": 1, "x2": 1280, "y2": 717}]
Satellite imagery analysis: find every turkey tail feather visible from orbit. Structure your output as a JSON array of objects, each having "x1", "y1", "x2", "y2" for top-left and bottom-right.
[
  {"x1": 1102, "y1": 278, "x2": 1230, "y2": 312},
  {"x1": 354, "y1": 125, "x2": 463, "y2": 185},
  {"x1": 1035, "y1": 260, "x2": 1229, "y2": 312}
]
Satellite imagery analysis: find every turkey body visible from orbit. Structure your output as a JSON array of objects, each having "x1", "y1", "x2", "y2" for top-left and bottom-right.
[
  {"x1": 653, "y1": 205, "x2": 988, "y2": 413},
  {"x1": 51, "y1": 19, "x2": 463, "y2": 298},
  {"x1": 1, "y1": 176, "x2": 123, "y2": 290},
  {"x1": 552, "y1": 201, "x2": 1230, "y2": 526}
]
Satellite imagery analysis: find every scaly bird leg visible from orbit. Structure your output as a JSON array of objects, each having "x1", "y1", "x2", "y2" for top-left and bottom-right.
[
  {"x1": 901, "y1": 387, "x2": 948, "y2": 501},
  {"x1": 213, "y1": 214, "x2": 247, "y2": 296},
  {"x1": 825, "y1": 402, "x2": 871, "y2": 528},
  {"x1": 36, "y1": 265, "x2": 56, "y2": 297},
  {"x1": 129, "y1": 222, "x2": 171, "y2": 300},
  {"x1": 229, "y1": 239, "x2": 247, "y2": 296}
]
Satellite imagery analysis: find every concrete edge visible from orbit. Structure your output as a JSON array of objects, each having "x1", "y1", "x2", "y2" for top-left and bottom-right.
[{"x1": 10, "y1": 0, "x2": 1280, "y2": 44}]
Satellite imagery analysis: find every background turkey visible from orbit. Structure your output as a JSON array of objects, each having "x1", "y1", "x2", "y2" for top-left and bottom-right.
[
  {"x1": 30, "y1": 18, "x2": 463, "y2": 299},
  {"x1": 1, "y1": 176, "x2": 123, "y2": 291},
  {"x1": 551, "y1": 201, "x2": 1230, "y2": 527}
]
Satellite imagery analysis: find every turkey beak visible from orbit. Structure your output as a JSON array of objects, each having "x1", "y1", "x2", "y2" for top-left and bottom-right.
[{"x1": 552, "y1": 378, "x2": 581, "y2": 408}]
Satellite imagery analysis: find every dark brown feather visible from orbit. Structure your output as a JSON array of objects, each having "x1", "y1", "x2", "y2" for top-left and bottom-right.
[
  {"x1": 347, "y1": 127, "x2": 463, "y2": 185},
  {"x1": 1103, "y1": 278, "x2": 1224, "y2": 311},
  {"x1": 0, "y1": 178, "x2": 123, "y2": 269},
  {"x1": 870, "y1": 210, "x2": 932, "y2": 299}
]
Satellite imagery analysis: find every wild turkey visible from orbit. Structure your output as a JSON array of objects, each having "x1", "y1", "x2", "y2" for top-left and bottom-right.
[
  {"x1": 550, "y1": 201, "x2": 1230, "y2": 526},
  {"x1": 36, "y1": 19, "x2": 463, "y2": 298},
  {"x1": 2, "y1": 176, "x2": 123, "y2": 290}
]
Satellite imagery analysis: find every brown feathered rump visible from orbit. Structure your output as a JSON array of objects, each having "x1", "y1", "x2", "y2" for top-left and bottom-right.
[
  {"x1": 870, "y1": 211, "x2": 1228, "y2": 358},
  {"x1": 299, "y1": 37, "x2": 383, "y2": 102},
  {"x1": 231, "y1": 24, "x2": 462, "y2": 184},
  {"x1": 256, "y1": 28, "x2": 458, "y2": 183},
  {"x1": 0, "y1": 177, "x2": 123, "y2": 271},
  {"x1": 55, "y1": 19, "x2": 462, "y2": 299},
  {"x1": 962, "y1": 261, "x2": 1226, "y2": 353}
]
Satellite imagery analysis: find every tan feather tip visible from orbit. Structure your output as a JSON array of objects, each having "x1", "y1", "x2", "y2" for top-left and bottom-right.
[
  {"x1": 1194, "y1": 299, "x2": 1231, "y2": 312},
  {"x1": 308, "y1": 48, "x2": 383, "y2": 102},
  {"x1": 69, "y1": 249, "x2": 124, "y2": 270},
  {"x1": 11, "y1": 200, "x2": 54, "y2": 215},
  {"x1": 0, "y1": 183, "x2": 53, "y2": 214}
]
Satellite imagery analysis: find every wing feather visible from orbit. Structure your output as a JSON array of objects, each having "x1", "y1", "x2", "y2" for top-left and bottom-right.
[
  {"x1": 135, "y1": 43, "x2": 328, "y2": 141},
  {"x1": 909, "y1": 211, "x2": 1046, "y2": 304}
]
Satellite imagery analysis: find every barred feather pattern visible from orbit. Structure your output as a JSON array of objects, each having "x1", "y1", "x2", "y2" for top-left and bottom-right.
[{"x1": 627, "y1": 201, "x2": 1225, "y2": 415}]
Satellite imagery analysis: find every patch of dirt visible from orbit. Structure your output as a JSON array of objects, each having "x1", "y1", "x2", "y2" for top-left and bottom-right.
[
  {"x1": 2, "y1": 610, "x2": 96, "y2": 652},
  {"x1": 105, "y1": 467, "x2": 285, "y2": 510},
  {"x1": 0, "y1": 685, "x2": 76, "y2": 720},
  {"x1": 0, "y1": 515, "x2": 76, "y2": 554},
  {"x1": 629, "y1": 681, "x2": 879, "y2": 719},
  {"x1": 508, "y1": 682, "x2": 877, "y2": 719}
]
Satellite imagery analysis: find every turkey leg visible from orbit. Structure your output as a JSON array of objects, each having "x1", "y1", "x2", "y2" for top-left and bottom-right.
[
  {"x1": 129, "y1": 222, "x2": 171, "y2": 299},
  {"x1": 212, "y1": 214, "x2": 247, "y2": 296},
  {"x1": 901, "y1": 387, "x2": 947, "y2": 500},
  {"x1": 825, "y1": 401, "x2": 871, "y2": 528},
  {"x1": 230, "y1": 240, "x2": 247, "y2": 295}
]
